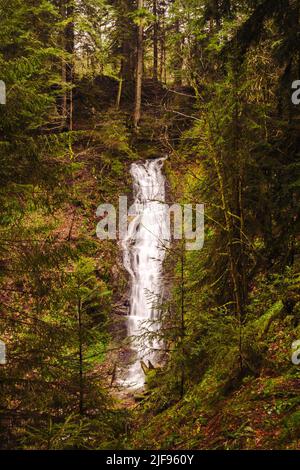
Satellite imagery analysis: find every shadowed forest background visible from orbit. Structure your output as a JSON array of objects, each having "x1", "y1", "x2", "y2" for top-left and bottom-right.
[{"x1": 0, "y1": 0, "x2": 300, "y2": 450}]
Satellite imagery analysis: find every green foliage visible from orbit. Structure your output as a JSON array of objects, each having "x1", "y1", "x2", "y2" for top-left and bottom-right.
[
  {"x1": 1, "y1": 0, "x2": 300, "y2": 452},
  {"x1": 283, "y1": 411, "x2": 300, "y2": 440},
  {"x1": 21, "y1": 410, "x2": 128, "y2": 450}
]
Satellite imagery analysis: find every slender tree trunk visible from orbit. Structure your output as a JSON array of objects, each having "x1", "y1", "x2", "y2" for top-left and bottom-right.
[
  {"x1": 65, "y1": 0, "x2": 74, "y2": 131},
  {"x1": 59, "y1": 0, "x2": 74, "y2": 130},
  {"x1": 134, "y1": 0, "x2": 144, "y2": 129},
  {"x1": 116, "y1": 76, "x2": 123, "y2": 109},
  {"x1": 224, "y1": 0, "x2": 232, "y2": 17},
  {"x1": 58, "y1": 0, "x2": 67, "y2": 126},
  {"x1": 179, "y1": 240, "x2": 185, "y2": 399},
  {"x1": 78, "y1": 298, "x2": 84, "y2": 415},
  {"x1": 159, "y1": 36, "x2": 163, "y2": 82},
  {"x1": 153, "y1": 0, "x2": 158, "y2": 81},
  {"x1": 209, "y1": 0, "x2": 221, "y2": 28},
  {"x1": 61, "y1": 58, "x2": 67, "y2": 125},
  {"x1": 119, "y1": 0, "x2": 136, "y2": 92},
  {"x1": 160, "y1": 6, "x2": 166, "y2": 83},
  {"x1": 174, "y1": 19, "x2": 182, "y2": 86}
]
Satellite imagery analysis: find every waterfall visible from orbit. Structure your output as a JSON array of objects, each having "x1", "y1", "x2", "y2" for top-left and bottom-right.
[{"x1": 122, "y1": 158, "x2": 170, "y2": 389}]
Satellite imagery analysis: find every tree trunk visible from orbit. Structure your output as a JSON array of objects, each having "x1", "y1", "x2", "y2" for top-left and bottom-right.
[
  {"x1": 118, "y1": 1, "x2": 136, "y2": 86},
  {"x1": 179, "y1": 241, "x2": 185, "y2": 399},
  {"x1": 134, "y1": 0, "x2": 144, "y2": 129},
  {"x1": 65, "y1": 0, "x2": 74, "y2": 131},
  {"x1": 174, "y1": 19, "x2": 182, "y2": 87},
  {"x1": 116, "y1": 76, "x2": 123, "y2": 109},
  {"x1": 160, "y1": 6, "x2": 166, "y2": 83},
  {"x1": 78, "y1": 298, "x2": 84, "y2": 415},
  {"x1": 153, "y1": 0, "x2": 158, "y2": 81},
  {"x1": 59, "y1": 0, "x2": 74, "y2": 131}
]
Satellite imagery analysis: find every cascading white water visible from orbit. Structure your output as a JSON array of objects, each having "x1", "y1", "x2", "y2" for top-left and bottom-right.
[{"x1": 122, "y1": 158, "x2": 170, "y2": 389}]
